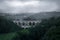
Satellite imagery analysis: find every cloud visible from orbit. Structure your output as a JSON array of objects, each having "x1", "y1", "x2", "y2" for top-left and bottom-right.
[{"x1": 0, "y1": 0, "x2": 58, "y2": 14}]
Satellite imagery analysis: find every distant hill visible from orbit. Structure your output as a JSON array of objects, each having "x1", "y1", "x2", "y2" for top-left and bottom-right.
[
  {"x1": 29, "y1": 12, "x2": 60, "y2": 20},
  {"x1": 10, "y1": 13, "x2": 34, "y2": 20},
  {"x1": 0, "y1": 12, "x2": 60, "y2": 20},
  {"x1": 0, "y1": 13, "x2": 34, "y2": 20},
  {"x1": 0, "y1": 13, "x2": 12, "y2": 16}
]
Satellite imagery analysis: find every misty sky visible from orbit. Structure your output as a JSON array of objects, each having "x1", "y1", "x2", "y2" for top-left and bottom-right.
[{"x1": 0, "y1": 0, "x2": 60, "y2": 14}]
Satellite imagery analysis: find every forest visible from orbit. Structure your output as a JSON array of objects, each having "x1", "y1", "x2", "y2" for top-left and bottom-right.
[{"x1": 0, "y1": 16, "x2": 60, "y2": 40}]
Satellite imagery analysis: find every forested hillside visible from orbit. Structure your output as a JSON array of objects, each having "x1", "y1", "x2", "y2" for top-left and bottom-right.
[
  {"x1": 0, "y1": 13, "x2": 60, "y2": 40},
  {"x1": 29, "y1": 12, "x2": 60, "y2": 20},
  {"x1": 12, "y1": 17, "x2": 60, "y2": 40},
  {"x1": 0, "y1": 16, "x2": 21, "y2": 33}
]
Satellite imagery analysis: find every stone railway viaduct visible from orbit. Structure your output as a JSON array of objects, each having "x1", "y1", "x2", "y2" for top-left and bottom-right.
[{"x1": 13, "y1": 20, "x2": 41, "y2": 28}]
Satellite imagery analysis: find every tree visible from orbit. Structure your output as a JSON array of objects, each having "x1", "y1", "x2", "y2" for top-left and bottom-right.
[{"x1": 0, "y1": 16, "x2": 22, "y2": 34}]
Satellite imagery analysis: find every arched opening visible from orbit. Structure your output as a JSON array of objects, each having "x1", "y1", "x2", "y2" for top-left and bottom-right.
[
  {"x1": 29, "y1": 22, "x2": 31, "y2": 25},
  {"x1": 22, "y1": 22, "x2": 25, "y2": 25},
  {"x1": 33, "y1": 22, "x2": 35, "y2": 25}
]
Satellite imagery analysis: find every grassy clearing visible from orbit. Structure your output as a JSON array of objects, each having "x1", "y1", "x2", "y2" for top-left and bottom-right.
[{"x1": 0, "y1": 32, "x2": 17, "y2": 40}]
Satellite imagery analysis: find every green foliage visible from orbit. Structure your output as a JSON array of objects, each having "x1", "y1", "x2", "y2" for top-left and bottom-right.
[
  {"x1": 29, "y1": 17, "x2": 60, "y2": 40},
  {"x1": 12, "y1": 17, "x2": 60, "y2": 40},
  {"x1": 12, "y1": 29, "x2": 30, "y2": 40},
  {"x1": 42, "y1": 26, "x2": 60, "y2": 40},
  {"x1": 0, "y1": 33, "x2": 16, "y2": 40},
  {"x1": 0, "y1": 16, "x2": 21, "y2": 33},
  {"x1": 20, "y1": 29, "x2": 30, "y2": 34}
]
